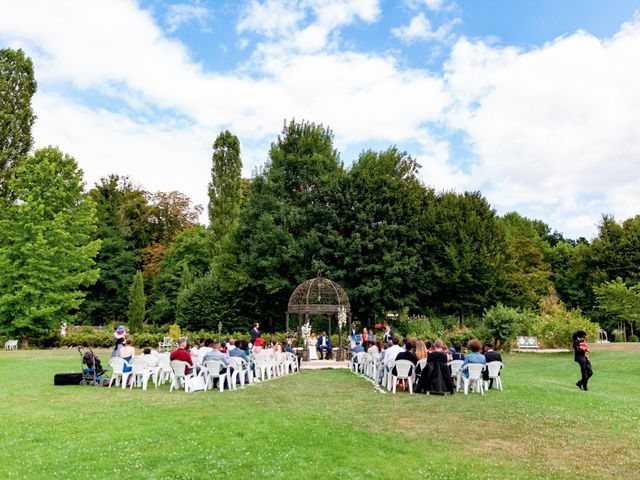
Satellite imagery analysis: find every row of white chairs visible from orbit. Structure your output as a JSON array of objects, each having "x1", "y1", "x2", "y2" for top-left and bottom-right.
[
  {"x1": 353, "y1": 351, "x2": 503, "y2": 395},
  {"x1": 108, "y1": 350, "x2": 300, "y2": 393},
  {"x1": 4, "y1": 339, "x2": 18, "y2": 350}
]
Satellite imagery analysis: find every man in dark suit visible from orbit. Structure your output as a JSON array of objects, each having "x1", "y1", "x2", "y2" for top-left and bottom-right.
[
  {"x1": 483, "y1": 343, "x2": 502, "y2": 389},
  {"x1": 250, "y1": 323, "x2": 260, "y2": 342},
  {"x1": 317, "y1": 331, "x2": 332, "y2": 359},
  {"x1": 573, "y1": 330, "x2": 592, "y2": 390}
]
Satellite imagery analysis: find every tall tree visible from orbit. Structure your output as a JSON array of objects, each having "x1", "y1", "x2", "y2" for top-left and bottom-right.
[
  {"x1": 208, "y1": 130, "x2": 242, "y2": 251},
  {"x1": 148, "y1": 225, "x2": 211, "y2": 324},
  {"x1": 229, "y1": 120, "x2": 343, "y2": 328},
  {"x1": 0, "y1": 147, "x2": 100, "y2": 341},
  {"x1": 80, "y1": 175, "x2": 150, "y2": 324},
  {"x1": 593, "y1": 277, "x2": 640, "y2": 337},
  {"x1": 321, "y1": 147, "x2": 432, "y2": 324},
  {"x1": 0, "y1": 48, "x2": 37, "y2": 202},
  {"x1": 147, "y1": 191, "x2": 202, "y2": 245},
  {"x1": 429, "y1": 191, "x2": 507, "y2": 325},
  {"x1": 127, "y1": 271, "x2": 145, "y2": 333}
]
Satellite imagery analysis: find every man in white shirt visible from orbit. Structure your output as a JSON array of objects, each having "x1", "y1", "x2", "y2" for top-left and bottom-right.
[
  {"x1": 383, "y1": 338, "x2": 403, "y2": 367},
  {"x1": 227, "y1": 338, "x2": 237, "y2": 351},
  {"x1": 197, "y1": 338, "x2": 214, "y2": 367}
]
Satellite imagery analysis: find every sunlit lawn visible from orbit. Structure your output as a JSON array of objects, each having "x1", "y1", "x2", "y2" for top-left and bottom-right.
[{"x1": 0, "y1": 348, "x2": 638, "y2": 479}]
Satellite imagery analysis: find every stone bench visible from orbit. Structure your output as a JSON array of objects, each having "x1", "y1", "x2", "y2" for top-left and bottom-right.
[{"x1": 516, "y1": 336, "x2": 539, "y2": 350}]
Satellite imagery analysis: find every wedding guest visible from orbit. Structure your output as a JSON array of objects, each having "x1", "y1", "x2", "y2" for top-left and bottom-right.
[
  {"x1": 483, "y1": 342, "x2": 502, "y2": 389},
  {"x1": 170, "y1": 337, "x2": 193, "y2": 374},
  {"x1": 250, "y1": 323, "x2": 261, "y2": 341},
  {"x1": 415, "y1": 340, "x2": 428, "y2": 361},
  {"x1": 252, "y1": 337, "x2": 265, "y2": 355},
  {"x1": 451, "y1": 343, "x2": 465, "y2": 361},
  {"x1": 461, "y1": 339, "x2": 486, "y2": 377},
  {"x1": 573, "y1": 330, "x2": 593, "y2": 391}
]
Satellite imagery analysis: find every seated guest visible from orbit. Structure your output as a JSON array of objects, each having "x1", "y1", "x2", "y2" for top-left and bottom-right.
[
  {"x1": 352, "y1": 341, "x2": 364, "y2": 355},
  {"x1": 425, "y1": 340, "x2": 434, "y2": 352},
  {"x1": 383, "y1": 337, "x2": 403, "y2": 367},
  {"x1": 451, "y1": 343, "x2": 465, "y2": 361},
  {"x1": 120, "y1": 338, "x2": 135, "y2": 377},
  {"x1": 229, "y1": 340, "x2": 250, "y2": 362},
  {"x1": 270, "y1": 339, "x2": 281, "y2": 353},
  {"x1": 227, "y1": 338, "x2": 236, "y2": 351},
  {"x1": 220, "y1": 341, "x2": 228, "y2": 354},
  {"x1": 170, "y1": 337, "x2": 193, "y2": 374},
  {"x1": 203, "y1": 341, "x2": 232, "y2": 387},
  {"x1": 282, "y1": 341, "x2": 294, "y2": 353},
  {"x1": 351, "y1": 341, "x2": 364, "y2": 369},
  {"x1": 198, "y1": 337, "x2": 206, "y2": 348},
  {"x1": 461, "y1": 339, "x2": 486, "y2": 377},
  {"x1": 415, "y1": 340, "x2": 428, "y2": 361},
  {"x1": 416, "y1": 339, "x2": 454, "y2": 395},
  {"x1": 427, "y1": 339, "x2": 449, "y2": 363},
  {"x1": 317, "y1": 331, "x2": 331, "y2": 359},
  {"x1": 367, "y1": 341, "x2": 380, "y2": 355},
  {"x1": 483, "y1": 342, "x2": 502, "y2": 388},
  {"x1": 142, "y1": 348, "x2": 152, "y2": 355},
  {"x1": 392, "y1": 339, "x2": 417, "y2": 375},
  {"x1": 190, "y1": 342, "x2": 199, "y2": 363},
  {"x1": 252, "y1": 337, "x2": 265, "y2": 355},
  {"x1": 197, "y1": 339, "x2": 214, "y2": 367}
]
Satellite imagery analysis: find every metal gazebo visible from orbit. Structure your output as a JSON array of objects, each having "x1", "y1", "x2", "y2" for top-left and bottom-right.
[{"x1": 286, "y1": 273, "x2": 352, "y2": 361}]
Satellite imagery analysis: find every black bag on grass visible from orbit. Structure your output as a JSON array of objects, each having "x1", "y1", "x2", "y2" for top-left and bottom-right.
[{"x1": 54, "y1": 373, "x2": 83, "y2": 385}]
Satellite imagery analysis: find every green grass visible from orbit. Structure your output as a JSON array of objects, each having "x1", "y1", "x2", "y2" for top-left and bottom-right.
[{"x1": 0, "y1": 349, "x2": 639, "y2": 479}]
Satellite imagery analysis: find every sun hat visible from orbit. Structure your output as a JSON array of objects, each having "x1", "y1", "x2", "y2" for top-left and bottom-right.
[
  {"x1": 116, "y1": 325, "x2": 128, "y2": 335},
  {"x1": 254, "y1": 338, "x2": 264, "y2": 347}
]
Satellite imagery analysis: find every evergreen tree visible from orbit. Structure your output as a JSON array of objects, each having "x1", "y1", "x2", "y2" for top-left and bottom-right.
[
  {"x1": 0, "y1": 48, "x2": 37, "y2": 202},
  {"x1": 0, "y1": 147, "x2": 100, "y2": 341},
  {"x1": 127, "y1": 271, "x2": 145, "y2": 333},
  {"x1": 208, "y1": 130, "x2": 242, "y2": 251}
]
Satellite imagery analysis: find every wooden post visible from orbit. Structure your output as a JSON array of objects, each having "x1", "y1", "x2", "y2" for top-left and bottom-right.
[
  {"x1": 285, "y1": 312, "x2": 290, "y2": 332},
  {"x1": 327, "y1": 314, "x2": 332, "y2": 360}
]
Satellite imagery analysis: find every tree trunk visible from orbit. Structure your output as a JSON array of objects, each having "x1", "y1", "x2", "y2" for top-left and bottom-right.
[{"x1": 459, "y1": 311, "x2": 465, "y2": 328}]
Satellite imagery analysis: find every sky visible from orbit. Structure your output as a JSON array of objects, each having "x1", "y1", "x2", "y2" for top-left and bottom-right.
[{"x1": 1, "y1": 0, "x2": 639, "y2": 240}]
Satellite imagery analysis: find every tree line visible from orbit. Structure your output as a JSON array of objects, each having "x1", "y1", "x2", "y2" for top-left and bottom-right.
[{"x1": 1, "y1": 48, "x2": 639, "y2": 343}]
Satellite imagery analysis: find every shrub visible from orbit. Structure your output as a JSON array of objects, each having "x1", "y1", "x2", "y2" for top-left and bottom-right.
[
  {"x1": 168, "y1": 324, "x2": 181, "y2": 340},
  {"x1": 531, "y1": 309, "x2": 599, "y2": 348},
  {"x1": 483, "y1": 304, "x2": 523, "y2": 351},
  {"x1": 443, "y1": 326, "x2": 484, "y2": 348},
  {"x1": 629, "y1": 334, "x2": 639, "y2": 343}
]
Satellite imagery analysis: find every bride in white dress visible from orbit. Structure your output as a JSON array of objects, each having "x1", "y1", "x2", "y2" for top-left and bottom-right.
[{"x1": 308, "y1": 332, "x2": 319, "y2": 360}]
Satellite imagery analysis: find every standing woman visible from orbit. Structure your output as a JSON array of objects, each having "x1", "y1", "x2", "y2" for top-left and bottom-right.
[
  {"x1": 573, "y1": 330, "x2": 593, "y2": 391},
  {"x1": 111, "y1": 325, "x2": 127, "y2": 358},
  {"x1": 362, "y1": 328, "x2": 369, "y2": 351}
]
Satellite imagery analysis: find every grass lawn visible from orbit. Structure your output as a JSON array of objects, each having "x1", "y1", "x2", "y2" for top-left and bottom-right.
[{"x1": 0, "y1": 349, "x2": 639, "y2": 479}]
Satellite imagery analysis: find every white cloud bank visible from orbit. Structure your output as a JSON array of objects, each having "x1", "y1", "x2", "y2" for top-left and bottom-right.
[{"x1": 1, "y1": 1, "x2": 639, "y2": 238}]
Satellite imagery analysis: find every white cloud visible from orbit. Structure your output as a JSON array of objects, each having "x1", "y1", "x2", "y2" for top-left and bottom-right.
[
  {"x1": 444, "y1": 16, "x2": 640, "y2": 238},
  {"x1": 392, "y1": 13, "x2": 460, "y2": 44},
  {"x1": 238, "y1": 0, "x2": 381, "y2": 52},
  {"x1": 165, "y1": 2, "x2": 212, "y2": 33},
  {"x1": 405, "y1": 0, "x2": 444, "y2": 12},
  {"x1": 2, "y1": 1, "x2": 639, "y2": 238}
]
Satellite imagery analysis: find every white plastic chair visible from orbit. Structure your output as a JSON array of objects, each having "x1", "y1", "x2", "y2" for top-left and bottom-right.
[
  {"x1": 228, "y1": 357, "x2": 252, "y2": 388},
  {"x1": 169, "y1": 360, "x2": 195, "y2": 392},
  {"x1": 203, "y1": 360, "x2": 229, "y2": 392},
  {"x1": 351, "y1": 352, "x2": 365, "y2": 373},
  {"x1": 485, "y1": 361, "x2": 503, "y2": 391},
  {"x1": 253, "y1": 354, "x2": 273, "y2": 381},
  {"x1": 461, "y1": 363, "x2": 485, "y2": 395},
  {"x1": 448, "y1": 360, "x2": 464, "y2": 391},
  {"x1": 129, "y1": 356, "x2": 154, "y2": 390},
  {"x1": 285, "y1": 352, "x2": 299, "y2": 374},
  {"x1": 391, "y1": 359, "x2": 415, "y2": 394},
  {"x1": 156, "y1": 354, "x2": 173, "y2": 385},
  {"x1": 108, "y1": 357, "x2": 125, "y2": 387}
]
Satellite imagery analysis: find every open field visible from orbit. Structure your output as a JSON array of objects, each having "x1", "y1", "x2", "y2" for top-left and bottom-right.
[{"x1": 1, "y1": 349, "x2": 639, "y2": 479}]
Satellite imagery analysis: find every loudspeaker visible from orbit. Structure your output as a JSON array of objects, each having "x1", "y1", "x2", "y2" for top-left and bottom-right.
[{"x1": 54, "y1": 372, "x2": 83, "y2": 385}]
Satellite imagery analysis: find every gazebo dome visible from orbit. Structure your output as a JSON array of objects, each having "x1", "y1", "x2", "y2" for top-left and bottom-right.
[{"x1": 287, "y1": 273, "x2": 350, "y2": 315}]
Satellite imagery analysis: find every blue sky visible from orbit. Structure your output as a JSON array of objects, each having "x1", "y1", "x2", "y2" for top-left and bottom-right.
[{"x1": 2, "y1": 0, "x2": 640, "y2": 239}]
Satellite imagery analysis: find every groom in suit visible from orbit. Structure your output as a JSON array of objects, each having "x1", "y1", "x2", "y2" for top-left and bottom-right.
[{"x1": 317, "y1": 331, "x2": 332, "y2": 359}]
